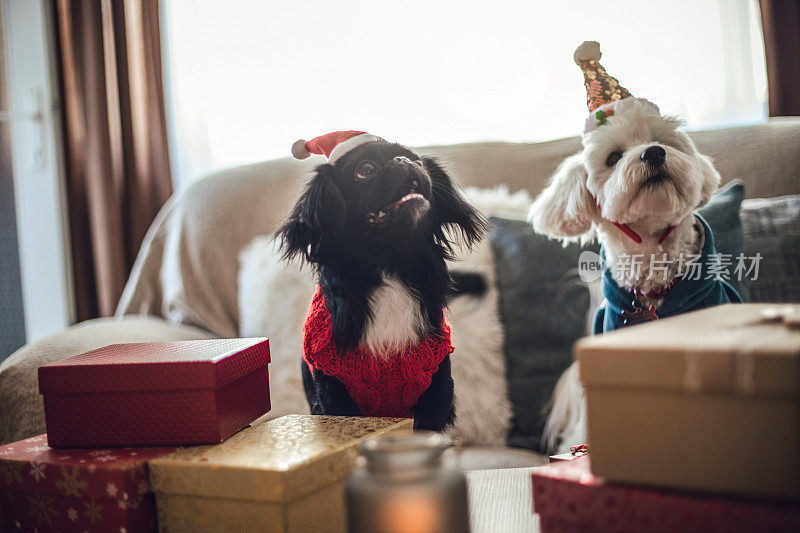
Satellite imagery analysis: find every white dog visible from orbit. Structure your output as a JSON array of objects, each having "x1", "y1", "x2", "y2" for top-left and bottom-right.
[{"x1": 530, "y1": 42, "x2": 740, "y2": 451}]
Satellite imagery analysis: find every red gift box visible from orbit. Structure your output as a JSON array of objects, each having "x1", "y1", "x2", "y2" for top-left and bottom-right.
[
  {"x1": 0, "y1": 434, "x2": 178, "y2": 532},
  {"x1": 532, "y1": 456, "x2": 800, "y2": 533},
  {"x1": 39, "y1": 338, "x2": 271, "y2": 447}
]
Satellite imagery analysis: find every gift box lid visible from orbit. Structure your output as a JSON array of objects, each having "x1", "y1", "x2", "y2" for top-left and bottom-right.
[
  {"x1": 577, "y1": 304, "x2": 799, "y2": 396},
  {"x1": 148, "y1": 415, "x2": 413, "y2": 503},
  {"x1": 0, "y1": 434, "x2": 178, "y2": 500},
  {"x1": 38, "y1": 338, "x2": 270, "y2": 394}
]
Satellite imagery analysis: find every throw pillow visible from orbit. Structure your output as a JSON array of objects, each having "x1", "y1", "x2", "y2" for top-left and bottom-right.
[
  {"x1": 740, "y1": 193, "x2": 800, "y2": 302},
  {"x1": 491, "y1": 180, "x2": 746, "y2": 452},
  {"x1": 698, "y1": 180, "x2": 747, "y2": 299}
]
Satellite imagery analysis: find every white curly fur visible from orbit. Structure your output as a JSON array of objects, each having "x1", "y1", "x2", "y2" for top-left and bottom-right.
[
  {"x1": 238, "y1": 186, "x2": 529, "y2": 445},
  {"x1": 238, "y1": 237, "x2": 315, "y2": 420},
  {"x1": 529, "y1": 98, "x2": 722, "y2": 452}
]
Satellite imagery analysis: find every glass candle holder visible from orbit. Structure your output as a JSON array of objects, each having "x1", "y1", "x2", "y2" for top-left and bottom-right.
[{"x1": 346, "y1": 431, "x2": 470, "y2": 533}]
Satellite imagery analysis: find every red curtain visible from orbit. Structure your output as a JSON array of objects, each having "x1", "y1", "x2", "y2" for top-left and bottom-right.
[
  {"x1": 53, "y1": 0, "x2": 173, "y2": 320},
  {"x1": 759, "y1": 0, "x2": 800, "y2": 116}
]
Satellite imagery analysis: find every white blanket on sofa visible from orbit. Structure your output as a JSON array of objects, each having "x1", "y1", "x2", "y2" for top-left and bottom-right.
[{"x1": 237, "y1": 187, "x2": 531, "y2": 446}]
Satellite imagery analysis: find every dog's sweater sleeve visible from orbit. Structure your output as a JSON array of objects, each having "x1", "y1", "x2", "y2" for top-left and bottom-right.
[{"x1": 302, "y1": 286, "x2": 454, "y2": 418}]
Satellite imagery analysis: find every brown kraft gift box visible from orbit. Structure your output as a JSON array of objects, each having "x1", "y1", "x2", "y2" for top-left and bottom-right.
[{"x1": 577, "y1": 303, "x2": 799, "y2": 499}]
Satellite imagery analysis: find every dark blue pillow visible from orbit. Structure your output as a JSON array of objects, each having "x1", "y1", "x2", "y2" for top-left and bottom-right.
[
  {"x1": 697, "y1": 180, "x2": 747, "y2": 299},
  {"x1": 490, "y1": 180, "x2": 745, "y2": 452}
]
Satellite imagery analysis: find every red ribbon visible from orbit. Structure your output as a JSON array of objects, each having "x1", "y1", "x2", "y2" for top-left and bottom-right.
[{"x1": 570, "y1": 444, "x2": 589, "y2": 456}]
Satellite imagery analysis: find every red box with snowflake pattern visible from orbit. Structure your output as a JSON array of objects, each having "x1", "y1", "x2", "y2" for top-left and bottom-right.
[
  {"x1": 532, "y1": 456, "x2": 800, "y2": 533},
  {"x1": 0, "y1": 434, "x2": 179, "y2": 532},
  {"x1": 38, "y1": 338, "x2": 271, "y2": 448}
]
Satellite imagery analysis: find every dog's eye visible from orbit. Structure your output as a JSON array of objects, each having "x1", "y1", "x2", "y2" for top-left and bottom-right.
[
  {"x1": 605, "y1": 151, "x2": 623, "y2": 167},
  {"x1": 356, "y1": 161, "x2": 377, "y2": 180}
]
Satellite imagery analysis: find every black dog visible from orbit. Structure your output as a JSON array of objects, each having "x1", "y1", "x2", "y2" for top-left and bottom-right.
[{"x1": 278, "y1": 139, "x2": 485, "y2": 431}]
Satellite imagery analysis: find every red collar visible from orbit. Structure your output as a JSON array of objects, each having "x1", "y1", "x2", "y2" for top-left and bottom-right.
[{"x1": 594, "y1": 195, "x2": 675, "y2": 244}]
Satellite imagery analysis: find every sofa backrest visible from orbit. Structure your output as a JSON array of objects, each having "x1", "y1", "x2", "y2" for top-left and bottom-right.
[{"x1": 117, "y1": 118, "x2": 800, "y2": 337}]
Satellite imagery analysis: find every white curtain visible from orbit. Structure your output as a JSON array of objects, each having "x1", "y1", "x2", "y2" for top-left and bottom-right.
[{"x1": 161, "y1": 0, "x2": 767, "y2": 188}]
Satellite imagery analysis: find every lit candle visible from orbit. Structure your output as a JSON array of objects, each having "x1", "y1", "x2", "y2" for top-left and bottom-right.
[{"x1": 346, "y1": 431, "x2": 470, "y2": 533}]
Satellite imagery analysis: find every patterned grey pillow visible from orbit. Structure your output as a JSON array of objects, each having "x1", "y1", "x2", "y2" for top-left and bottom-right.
[{"x1": 741, "y1": 194, "x2": 800, "y2": 302}]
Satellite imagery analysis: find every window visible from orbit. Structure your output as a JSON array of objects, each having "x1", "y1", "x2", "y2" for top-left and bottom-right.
[{"x1": 161, "y1": 0, "x2": 767, "y2": 188}]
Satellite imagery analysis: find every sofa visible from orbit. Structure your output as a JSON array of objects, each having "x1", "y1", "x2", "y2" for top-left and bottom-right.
[{"x1": 2, "y1": 118, "x2": 799, "y2": 468}]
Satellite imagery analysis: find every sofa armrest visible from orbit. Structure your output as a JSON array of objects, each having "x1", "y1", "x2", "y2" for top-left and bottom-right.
[{"x1": 0, "y1": 316, "x2": 214, "y2": 445}]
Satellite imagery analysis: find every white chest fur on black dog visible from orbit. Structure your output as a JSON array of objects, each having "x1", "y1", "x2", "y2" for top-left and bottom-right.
[{"x1": 362, "y1": 275, "x2": 425, "y2": 359}]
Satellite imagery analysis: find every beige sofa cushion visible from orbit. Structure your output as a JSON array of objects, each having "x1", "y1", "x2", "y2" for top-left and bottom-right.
[{"x1": 117, "y1": 119, "x2": 800, "y2": 337}]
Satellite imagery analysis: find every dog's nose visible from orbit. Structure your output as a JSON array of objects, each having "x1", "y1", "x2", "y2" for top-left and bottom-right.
[
  {"x1": 641, "y1": 145, "x2": 666, "y2": 166},
  {"x1": 389, "y1": 156, "x2": 412, "y2": 179}
]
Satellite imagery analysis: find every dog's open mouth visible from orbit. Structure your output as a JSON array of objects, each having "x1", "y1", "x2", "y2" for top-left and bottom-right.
[
  {"x1": 641, "y1": 173, "x2": 671, "y2": 189},
  {"x1": 366, "y1": 191, "x2": 425, "y2": 225}
]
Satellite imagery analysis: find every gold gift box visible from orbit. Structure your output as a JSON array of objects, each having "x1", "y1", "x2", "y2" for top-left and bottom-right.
[
  {"x1": 578, "y1": 304, "x2": 800, "y2": 500},
  {"x1": 149, "y1": 415, "x2": 413, "y2": 532}
]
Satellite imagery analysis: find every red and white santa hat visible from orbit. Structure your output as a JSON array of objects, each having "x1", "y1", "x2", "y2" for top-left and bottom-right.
[{"x1": 291, "y1": 131, "x2": 384, "y2": 164}]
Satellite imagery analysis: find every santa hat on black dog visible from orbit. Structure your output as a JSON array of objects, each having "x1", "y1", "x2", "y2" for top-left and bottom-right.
[{"x1": 291, "y1": 131, "x2": 384, "y2": 163}]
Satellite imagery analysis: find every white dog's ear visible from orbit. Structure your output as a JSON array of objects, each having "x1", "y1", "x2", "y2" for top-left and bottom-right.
[
  {"x1": 528, "y1": 153, "x2": 597, "y2": 240},
  {"x1": 697, "y1": 154, "x2": 722, "y2": 207}
]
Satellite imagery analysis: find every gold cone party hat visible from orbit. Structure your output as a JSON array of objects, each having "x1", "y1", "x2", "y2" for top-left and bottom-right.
[{"x1": 574, "y1": 41, "x2": 632, "y2": 112}]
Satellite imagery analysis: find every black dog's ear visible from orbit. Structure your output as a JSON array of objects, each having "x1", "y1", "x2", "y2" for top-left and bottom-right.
[
  {"x1": 277, "y1": 164, "x2": 346, "y2": 264},
  {"x1": 423, "y1": 157, "x2": 487, "y2": 250}
]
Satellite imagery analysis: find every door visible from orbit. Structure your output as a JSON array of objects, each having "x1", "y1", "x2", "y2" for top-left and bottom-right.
[{"x1": 1, "y1": 0, "x2": 73, "y2": 362}]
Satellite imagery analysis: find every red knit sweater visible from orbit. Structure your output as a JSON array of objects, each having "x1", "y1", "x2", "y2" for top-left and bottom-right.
[{"x1": 303, "y1": 286, "x2": 454, "y2": 418}]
